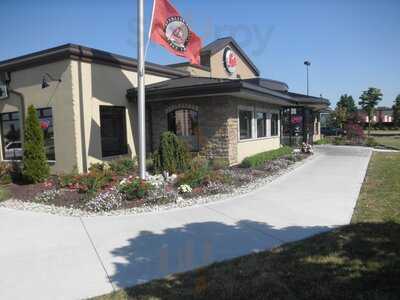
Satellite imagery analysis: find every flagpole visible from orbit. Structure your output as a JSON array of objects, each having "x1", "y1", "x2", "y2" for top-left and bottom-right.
[{"x1": 137, "y1": 0, "x2": 146, "y2": 179}]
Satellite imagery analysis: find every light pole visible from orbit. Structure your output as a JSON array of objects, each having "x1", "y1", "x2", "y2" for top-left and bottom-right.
[{"x1": 304, "y1": 60, "x2": 311, "y2": 96}]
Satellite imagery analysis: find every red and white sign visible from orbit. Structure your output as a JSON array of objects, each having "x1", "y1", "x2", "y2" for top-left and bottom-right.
[
  {"x1": 223, "y1": 47, "x2": 238, "y2": 74},
  {"x1": 150, "y1": 0, "x2": 202, "y2": 65}
]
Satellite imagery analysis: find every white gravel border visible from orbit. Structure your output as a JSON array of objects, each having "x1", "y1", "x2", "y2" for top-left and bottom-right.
[{"x1": 0, "y1": 153, "x2": 318, "y2": 217}]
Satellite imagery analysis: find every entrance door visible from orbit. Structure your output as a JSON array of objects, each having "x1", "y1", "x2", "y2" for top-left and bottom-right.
[{"x1": 167, "y1": 109, "x2": 199, "y2": 151}]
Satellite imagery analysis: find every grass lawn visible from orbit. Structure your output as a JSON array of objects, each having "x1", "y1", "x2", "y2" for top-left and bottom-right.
[
  {"x1": 0, "y1": 187, "x2": 10, "y2": 202},
  {"x1": 352, "y1": 152, "x2": 400, "y2": 223},
  {"x1": 373, "y1": 136, "x2": 400, "y2": 150},
  {"x1": 94, "y1": 153, "x2": 400, "y2": 300}
]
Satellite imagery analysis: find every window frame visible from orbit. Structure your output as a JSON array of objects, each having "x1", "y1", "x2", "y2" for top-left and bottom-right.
[
  {"x1": 271, "y1": 112, "x2": 280, "y2": 137},
  {"x1": 238, "y1": 105, "x2": 254, "y2": 141},
  {"x1": 99, "y1": 105, "x2": 128, "y2": 158},
  {"x1": 238, "y1": 106, "x2": 280, "y2": 142}
]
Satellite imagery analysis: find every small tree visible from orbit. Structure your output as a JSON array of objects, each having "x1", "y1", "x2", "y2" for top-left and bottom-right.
[
  {"x1": 359, "y1": 87, "x2": 383, "y2": 136},
  {"x1": 153, "y1": 132, "x2": 190, "y2": 174},
  {"x1": 393, "y1": 94, "x2": 400, "y2": 127},
  {"x1": 22, "y1": 105, "x2": 50, "y2": 183},
  {"x1": 333, "y1": 105, "x2": 348, "y2": 129},
  {"x1": 337, "y1": 94, "x2": 357, "y2": 114}
]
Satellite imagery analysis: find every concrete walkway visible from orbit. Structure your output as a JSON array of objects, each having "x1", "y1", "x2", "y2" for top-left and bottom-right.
[{"x1": 0, "y1": 145, "x2": 372, "y2": 300}]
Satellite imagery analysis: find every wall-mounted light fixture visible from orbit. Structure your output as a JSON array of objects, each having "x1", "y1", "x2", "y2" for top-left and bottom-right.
[{"x1": 42, "y1": 73, "x2": 62, "y2": 89}]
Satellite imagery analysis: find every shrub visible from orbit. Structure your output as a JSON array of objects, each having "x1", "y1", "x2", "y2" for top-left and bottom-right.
[
  {"x1": 333, "y1": 136, "x2": 345, "y2": 145},
  {"x1": 210, "y1": 158, "x2": 229, "y2": 170},
  {"x1": 59, "y1": 168, "x2": 115, "y2": 194},
  {"x1": 314, "y1": 138, "x2": 330, "y2": 145},
  {"x1": 22, "y1": 105, "x2": 50, "y2": 183},
  {"x1": 345, "y1": 122, "x2": 365, "y2": 144},
  {"x1": 118, "y1": 177, "x2": 152, "y2": 200},
  {"x1": 109, "y1": 158, "x2": 137, "y2": 175},
  {"x1": 153, "y1": 132, "x2": 190, "y2": 174},
  {"x1": 0, "y1": 162, "x2": 13, "y2": 185},
  {"x1": 241, "y1": 146, "x2": 293, "y2": 168},
  {"x1": 365, "y1": 137, "x2": 378, "y2": 147}
]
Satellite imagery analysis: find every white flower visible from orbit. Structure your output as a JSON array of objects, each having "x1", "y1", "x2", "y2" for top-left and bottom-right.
[{"x1": 178, "y1": 184, "x2": 192, "y2": 194}]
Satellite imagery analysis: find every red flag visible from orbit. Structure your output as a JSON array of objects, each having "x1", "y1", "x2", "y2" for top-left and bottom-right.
[{"x1": 150, "y1": 0, "x2": 202, "y2": 65}]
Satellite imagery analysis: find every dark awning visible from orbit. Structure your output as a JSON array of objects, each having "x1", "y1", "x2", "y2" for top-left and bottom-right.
[{"x1": 127, "y1": 77, "x2": 330, "y2": 109}]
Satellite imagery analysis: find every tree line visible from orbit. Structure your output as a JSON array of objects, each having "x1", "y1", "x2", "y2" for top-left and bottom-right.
[{"x1": 332, "y1": 88, "x2": 400, "y2": 135}]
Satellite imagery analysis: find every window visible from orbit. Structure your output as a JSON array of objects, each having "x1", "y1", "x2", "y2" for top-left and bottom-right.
[
  {"x1": 37, "y1": 108, "x2": 55, "y2": 161},
  {"x1": 239, "y1": 110, "x2": 253, "y2": 140},
  {"x1": 256, "y1": 112, "x2": 267, "y2": 138},
  {"x1": 1, "y1": 112, "x2": 21, "y2": 160},
  {"x1": 100, "y1": 106, "x2": 128, "y2": 157},
  {"x1": 271, "y1": 113, "x2": 279, "y2": 136},
  {"x1": 167, "y1": 109, "x2": 199, "y2": 151}
]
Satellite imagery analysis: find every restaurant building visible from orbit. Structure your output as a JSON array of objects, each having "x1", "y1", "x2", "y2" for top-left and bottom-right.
[{"x1": 0, "y1": 37, "x2": 329, "y2": 173}]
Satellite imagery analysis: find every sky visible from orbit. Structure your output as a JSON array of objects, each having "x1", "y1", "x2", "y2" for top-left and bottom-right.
[{"x1": 0, "y1": 0, "x2": 399, "y2": 107}]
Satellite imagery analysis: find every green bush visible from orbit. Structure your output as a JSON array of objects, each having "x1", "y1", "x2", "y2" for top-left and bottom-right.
[
  {"x1": 153, "y1": 132, "x2": 190, "y2": 174},
  {"x1": 210, "y1": 158, "x2": 229, "y2": 170},
  {"x1": 333, "y1": 136, "x2": 346, "y2": 145},
  {"x1": 0, "y1": 162, "x2": 13, "y2": 185},
  {"x1": 241, "y1": 146, "x2": 293, "y2": 168},
  {"x1": 118, "y1": 178, "x2": 152, "y2": 200},
  {"x1": 178, "y1": 157, "x2": 232, "y2": 188},
  {"x1": 365, "y1": 137, "x2": 378, "y2": 147},
  {"x1": 109, "y1": 158, "x2": 137, "y2": 175},
  {"x1": 314, "y1": 138, "x2": 330, "y2": 145},
  {"x1": 22, "y1": 105, "x2": 50, "y2": 183},
  {"x1": 178, "y1": 157, "x2": 210, "y2": 188}
]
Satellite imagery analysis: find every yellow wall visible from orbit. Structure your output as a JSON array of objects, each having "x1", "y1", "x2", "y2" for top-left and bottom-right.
[
  {"x1": 0, "y1": 60, "x2": 77, "y2": 173},
  {"x1": 0, "y1": 59, "x2": 170, "y2": 173},
  {"x1": 210, "y1": 46, "x2": 257, "y2": 79},
  {"x1": 70, "y1": 60, "x2": 168, "y2": 172},
  {"x1": 237, "y1": 137, "x2": 281, "y2": 163}
]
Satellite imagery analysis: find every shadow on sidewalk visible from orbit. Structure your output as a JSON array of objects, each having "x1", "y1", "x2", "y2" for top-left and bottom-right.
[{"x1": 109, "y1": 220, "x2": 331, "y2": 288}]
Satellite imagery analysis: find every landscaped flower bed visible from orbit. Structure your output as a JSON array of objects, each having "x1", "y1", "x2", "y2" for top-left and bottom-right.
[{"x1": 0, "y1": 133, "x2": 313, "y2": 214}]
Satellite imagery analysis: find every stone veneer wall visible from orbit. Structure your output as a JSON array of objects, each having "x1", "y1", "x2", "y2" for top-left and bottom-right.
[
  {"x1": 149, "y1": 96, "x2": 283, "y2": 166},
  {"x1": 149, "y1": 96, "x2": 238, "y2": 164}
]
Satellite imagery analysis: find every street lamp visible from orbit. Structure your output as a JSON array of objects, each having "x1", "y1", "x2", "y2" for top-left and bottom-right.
[{"x1": 304, "y1": 60, "x2": 311, "y2": 96}]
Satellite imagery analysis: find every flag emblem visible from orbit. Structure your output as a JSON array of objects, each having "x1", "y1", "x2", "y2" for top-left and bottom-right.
[{"x1": 164, "y1": 16, "x2": 190, "y2": 52}]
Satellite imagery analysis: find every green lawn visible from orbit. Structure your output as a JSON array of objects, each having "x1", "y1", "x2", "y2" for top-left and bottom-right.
[
  {"x1": 373, "y1": 136, "x2": 400, "y2": 150},
  {"x1": 352, "y1": 152, "x2": 400, "y2": 223},
  {"x1": 94, "y1": 153, "x2": 400, "y2": 300},
  {"x1": 0, "y1": 187, "x2": 10, "y2": 202}
]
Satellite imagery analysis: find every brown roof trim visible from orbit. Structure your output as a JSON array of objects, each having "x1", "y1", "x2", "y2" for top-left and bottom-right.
[
  {"x1": 127, "y1": 79, "x2": 294, "y2": 105},
  {"x1": 0, "y1": 44, "x2": 189, "y2": 78}
]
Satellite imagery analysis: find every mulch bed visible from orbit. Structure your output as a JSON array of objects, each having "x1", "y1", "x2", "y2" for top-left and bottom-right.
[{"x1": 3, "y1": 153, "x2": 311, "y2": 212}]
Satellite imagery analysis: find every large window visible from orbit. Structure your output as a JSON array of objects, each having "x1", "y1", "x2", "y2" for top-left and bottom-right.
[
  {"x1": 100, "y1": 106, "x2": 128, "y2": 157},
  {"x1": 167, "y1": 109, "x2": 199, "y2": 151},
  {"x1": 1, "y1": 108, "x2": 55, "y2": 161},
  {"x1": 1, "y1": 112, "x2": 21, "y2": 160},
  {"x1": 256, "y1": 112, "x2": 267, "y2": 138},
  {"x1": 37, "y1": 108, "x2": 55, "y2": 161},
  {"x1": 239, "y1": 109, "x2": 253, "y2": 140},
  {"x1": 271, "y1": 113, "x2": 279, "y2": 136}
]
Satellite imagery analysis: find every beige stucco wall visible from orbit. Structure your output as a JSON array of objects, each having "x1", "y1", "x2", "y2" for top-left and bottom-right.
[
  {"x1": 209, "y1": 46, "x2": 257, "y2": 79},
  {"x1": 173, "y1": 65, "x2": 211, "y2": 77},
  {"x1": 0, "y1": 60, "x2": 77, "y2": 173},
  {"x1": 70, "y1": 60, "x2": 169, "y2": 172}
]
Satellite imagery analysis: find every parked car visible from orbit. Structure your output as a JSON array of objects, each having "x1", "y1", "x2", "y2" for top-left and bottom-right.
[
  {"x1": 4, "y1": 141, "x2": 23, "y2": 160},
  {"x1": 321, "y1": 127, "x2": 344, "y2": 136}
]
